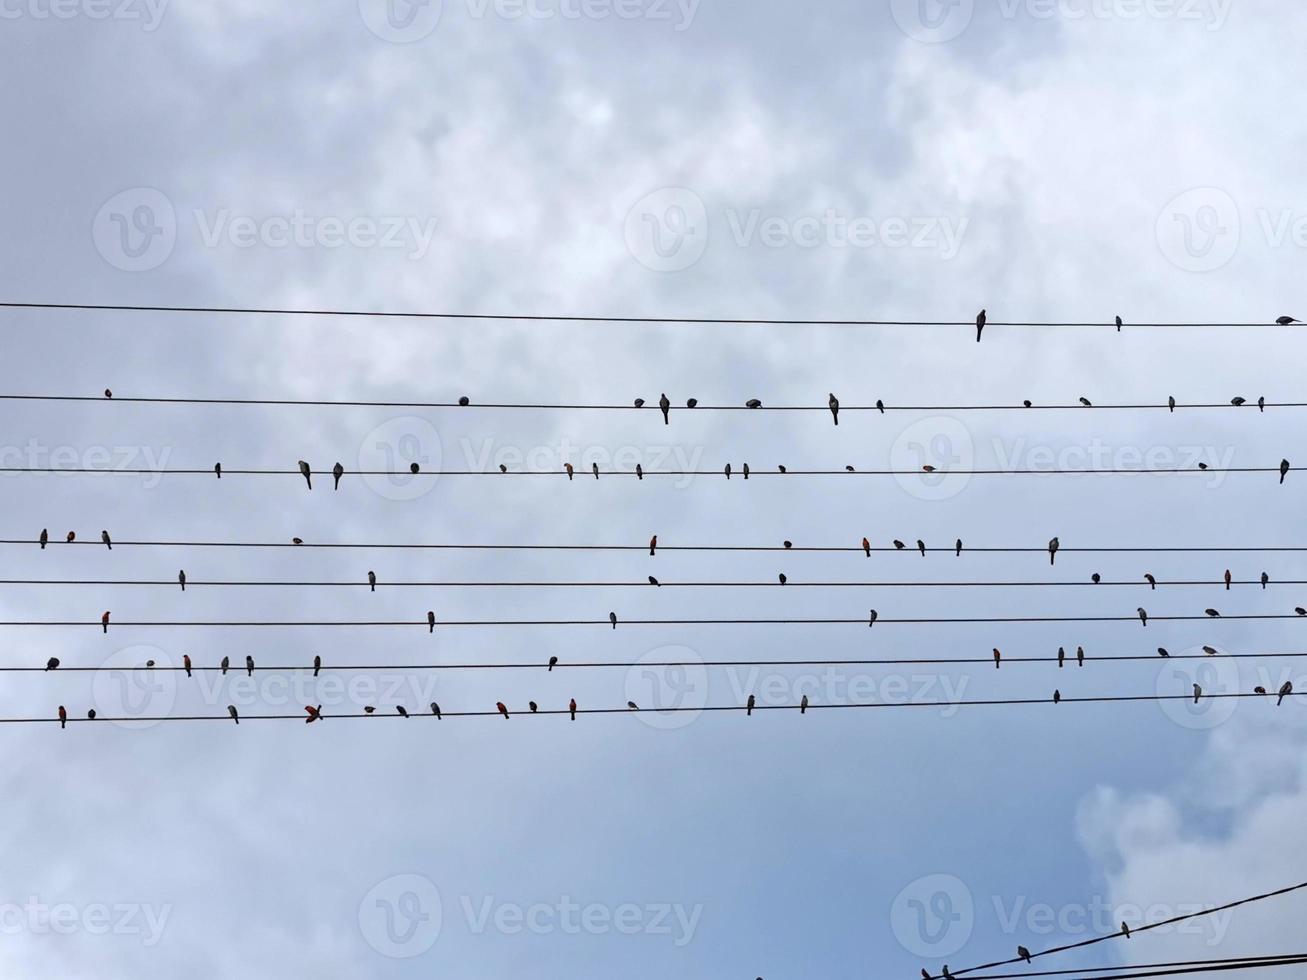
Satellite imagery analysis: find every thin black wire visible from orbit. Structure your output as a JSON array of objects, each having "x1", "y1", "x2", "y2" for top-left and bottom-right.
[
  {"x1": 0, "y1": 392, "x2": 1299, "y2": 413},
  {"x1": 25, "y1": 691, "x2": 1307, "y2": 724},
  {"x1": 21, "y1": 647, "x2": 1307, "y2": 673},
  {"x1": 970, "y1": 954, "x2": 1307, "y2": 980},
  {"x1": 0, "y1": 300, "x2": 1296, "y2": 327},
  {"x1": 0, "y1": 577, "x2": 1300, "y2": 589},
  {"x1": 8, "y1": 539, "x2": 1307, "y2": 555},
  {"x1": 8, "y1": 612, "x2": 1307, "y2": 628},
  {"x1": 934, "y1": 880, "x2": 1307, "y2": 980},
  {"x1": 976, "y1": 956, "x2": 1307, "y2": 980}
]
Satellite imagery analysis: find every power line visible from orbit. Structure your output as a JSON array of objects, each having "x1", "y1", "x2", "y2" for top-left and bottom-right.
[
  {"x1": 969, "y1": 954, "x2": 1307, "y2": 980},
  {"x1": 0, "y1": 300, "x2": 1298, "y2": 327},
  {"x1": 8, "y1": 611, "x2": 1307, "y2": 629},
  {"x1": 933, "y1": 879, "x2": 1307, "y2": 980},
  {"x1": 24, "y1": 691, "x2": 1307, "y2": 725},
  {"x1": 0, "y1": 392, "x2": 1298, "y2": 414}
]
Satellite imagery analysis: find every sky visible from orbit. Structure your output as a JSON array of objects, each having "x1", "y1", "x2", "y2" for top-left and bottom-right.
[{"x1": 1, "y1": 0, "x2": 1307, "y2": 977}]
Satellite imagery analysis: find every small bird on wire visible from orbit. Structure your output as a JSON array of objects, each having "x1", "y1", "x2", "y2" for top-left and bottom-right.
[
  {"x1": 1048, "y1": 537, "x2": 1059, "y2": 565},
  {"x1": 917, "y1": 540, "x2": 926, "y2": 557},
  {"x1": 1168, "y1": 396, "x2": 1176, "y2": 413},
  {"x1": 431, "y1": 703, "x2": 442, "y2": 719},
  {"x1": 178, "y1": 570, "x2": 186, "y2": 592},
  {"x1": 829, "y1": 394, "x2": 839, "y2": 425},
  {"x1": 993, "y1": 648, "x2": 1001, "y2": 669},
  {"x1": 1262, "y1": 572, "x2": 1270, "y2": 589},
  {"x1": 39, "y1": 529, "x2": 47, "y2": 550},
  {"x1": 46, "y1": 657, "x2": 58, "y2": 671},
  {"x1": 305, "y1": 705, "x2": 322, "y2": 724},
  {"x1": 1138, "y1": 607, "x2": 1148, "y2": 627},
  {"x1": 368, "y1": 571, "x2": 377, "y2": 592},
  {"x1": 101, "y1": 610, "x2": 110, "y2": 634},
  {"x1": 650, "y1": 535, "x2": 658, "y2": 556},
  {"x1": 569, "y1": 698, "x2": 577, "y2": 720},
  {"x1": 868, "y1": 610, "x2": 877, "y2": 628},
  {"x1": 183, "y1": 654, "x2": 192, "y2": 677},
  {"x1": 313, "y1": 655, "x2": 322, "y2": 677},
  {"x1": 298, "y1": 460, "x2": 312, "y2": 489},
  {"x1": 801, "y1": 695, "x2": 809, "y2": 714},
  {"x1": 1225, "y1": 570, "x2": 1232, "y2": 590},
  {"x1": 1281, "y1": 460, "x2": 1291, "y2": 485},
  {"x1": 1206, "y1": 608, "x2": 1221, "y2": 618},
  {"x1": 1058, "y1": 647, "x2": 1066, "y2": 668},
  {"x1": 1116, "y1": 316, "x2": 1123, "y2": 332},
  {"x1": 333, "y1": 462, "x2": 344, "y2": 489},
  {"x1": 976, "y1": 309, "x2": 986, "y2": 342},
  {"x1": 428, "y1": 610, "x2": 436, "y2": 633},
  {"x1": 221, "y1": 656, "x2": 230, "y2": 675},
  {"x1": 214, "y1": 463, "x2": 222, "y2": 479},
  {"x1": 246, "y1": 656, "x2": 254, "y2": 677},
  {"x1": 1277, "y1": 315, "x2": 1299, "y2": 325},
  {"x1": 1053, "y1": 690, "x2": 1061, "y2": 704},
  {"x1": 66, "y1": 531, "x2": 75, "y2": 543},
  {"x1": 548, "y1": 656, "x2": 558, "y2": 672},
  {"x1": 862, "y1": 537, "x2": 871, "y2": 557},
  {"x1": 1077, "y1": 646, "x2": 1085, "y2": 667},
  {"x1": 609, "y1": 612, "x2": 618, "y2": 630},
  {"x1": 1279, "y1": 681, "x2": 1294, "y2": 706},
  {"x1": 101, "y1": 530, "x2": 112, "y2": 550},
  {"x1": 1145, "y1": 574, "x2": 1156, "y2": 590},
  {"x1": 228, "y1": 705, "x2": 240, "y2": 724},
  {"x1": 565, "y1": 463, "x2": 574, "y2": 481},
  {"x1": 747, "y1": 694, "x2": 756, "y2": 716},
  {"x1": 59, "y1": 706, "x2": 66, "y2": 730},
  {"x1": 746, "y1": 399, "x2": 762, "y2": 409},
  {"x1": 1158, "y1": 648, "x2": 1170, "y2": 658},
  {"x1": 592, "y1": 463, "x2": 599, "y2": 480},
  {"x1": 1079, "y1": 397, "x2": 1092, "y2": 407},
  {"x1": 497, "y1": 702, "x2": 510, "y2": 719},
  {"x1": 659, "y1": 393, "x2": 670, "y2": 425},
  {"x1": 1193, "y1": 684, "x2": 1202, "y2": 704},
  {"x1": 686, "y1": 398, "x2": 698, "y2": 409}
]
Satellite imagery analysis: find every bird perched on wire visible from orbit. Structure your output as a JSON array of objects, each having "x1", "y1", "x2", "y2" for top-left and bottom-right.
[
  {"x1": 801, "y1": 695, "x2": 809, "y2": 714},
  {"x1": 868, "y1": 610, "x2": 878, "y2": 628},
  {"x1": 569, "y1": 698, "x2": 577, "y2": 720},
  {"x1": 634, "y1": 398, "x2": 645, "y2": 409},
  {"x1": 955, "y1": 539, "x2": 963, "y2": 557},
  {"x1": 1277, "y1": 315, "x2": 1299, "y2": 325},
  {"x1": 1232, "y1": 397, "x2": 1246, "y2": 407},
  {"x1": 746, "y1": 694, "x2": 756, "y2": 716},
  {"x1": 333, "y1": 462, "x2": 344, "y2": 489},
  {"x1": 1053, "y1": 690, "x2": 1061, "y2": 704},
  {"x1": 1092, "y1": 573, "x2": 1101, "y2": 584},
  {"x1": 1058, "y1": 647, "x2": 1066, "y2": 668},
  {"x1": 246, "y1": 656, "x2": 254, "y2": 677},
  {"x1": 626, "y1": 701, "x2": 638, "y2": 711},
  {"x1": 649, "y1": 576, "x2": 660, "y2": 587},
  {"x1": 101, "y1": 530, "x2": 112, "y2": 550},
  {"x1": 862, "y1": 537, "x2": 871, "y2": 557},
  {"x1": 564, "y1": 463, "x2": 574, "y2": 481},
  {"x1": 993, "y1": 648, "x2": 1001, "y2": 669},
  {"x1": 975, "y1": 309, "x2": 986, "y2": 342},
  {"x1": 635, "y1": 464, "x2": 644, "y2": 480},
  {"x1": 368, "y1": 571, "x2": 377, "y2": 592},
  {"x1": 686, "y1": 398, "x2": 698, "y2": 409},
  {"x1": 66, "y1": 531, "x2": 75, "y2": 543},
  {"x1": 1193, "y1": 684, "x2": 1202, "y2": 704},
  {"x1": 894, "y1": 540, "x2": 906, "y2": 551},
  {"x1": 1138, "y1": 607, "x2": 1148, "y2": 627},
  {"x1": 917, "y1": 540, "x2": 926, "y2": 557},
  {"x1": 1262, "y1": 572, "x2": 1269, "y2": 589},
  {"x1": 746, "y1": 399, "x2": 762, "y2": 409},
  {"x1": 1203, "y1": 646, "x2": 1218, "y2": 656},
  {"x1": 396, "y1": 706, "x2": 409, "y2": 718},
  {"x1": 59, "y1": 706, "x2": 66, "y2": 730},
  {"x1": 1079, "y1": 397, "x2": 1092, "y2": 407},
  {"x1": 1224, "y1": 570, "x2": 1232, "y2": 590},
  {"x1": 305, "y1": 705, "x2": 322, "y2": 724},
  {"x1": 829, "y1": 394, "x2": 839, "y2": 425},
  {"x1": 778, "y1": 573, "x2": 787, "y2": 585},
  {"x1": 178, "y1": 570, "x2": 186, "y2": 592},
  {"x1": 46, "y1": 657, "x2": 58, "y2": 671},
  {"x1": 1115, "y1": 316, "x2": 1123, "y2": 332},
  {"x1": 1144, "y1": 573, "x2": 1156, "y2": 590},
  {"x1": 214, "y1": 463, "x2": 222, "y2": 479},
  {"x1": 1048, "y1": 537, "x2": 1059, "y2": 565},
  {"x1": 1158, "y1": 648, "x2": 1170, "y2": 658},
  {"x1": 743, "y1": 463, "x2": 751, "y2": 480},
  {"x1": 548, "y1": 656, "x2": 558, "y2": 672},
  {"x1": 1281, "y1": 460, "x2": 1291, "y2": 485},
  {"x1": 649, "y1": 535, "x2": 658, "y2": 556},
  {"x1": 39, "y1": 528, "x2": 47, "y2": 550},
  {"x1": 724, "y1": 463, "x2": 732, "y2": 480},
  {"x1": 428, "y1": 610, "x2": 436, "y2": 633},
  {"x1": 101, "y1": 610, "x2": 110, "y2": 634},
  {"x1": 228, "y1": 705, "x2": 240, "y2": 724},
  {"x1": 1279, "y1": 681, "x2": 1294, "y2": 706},
  {"x1": 609, "y1": 612, "x2": 618, "y2": 630},
  {"x1": 431, "y1": 703, "x2": 442, "y2": 719},
  {"x1": 298, "y1": 460, "x2": 312, "y2": 489},
  {"x1": 1168, "y1": 396, "x2": 1176, "y2": 413},
  {"x1": 497, "y1": 702, "x2": 510, "y2": 719},
  {"x1": 659, "y1": 393, "x2": 670, "y2": 425},
  {"x1": 1259, "y1": 397, "x2": 1266, "y2": 412},
  {"x1": 221, "y1": 656, "x2": 230, "y2": 675},
  {"x1": 1077, "y1": 647, "x2": 1085, "y2": 667},
  {"x1": 1205, "y1": 608, "x2": 1221, "y2": 618},
  {"x1": 592, "y1": 463, "x2": 599, "y2": 480},
  {"x1": 183, "y1": 654, "x2": 192, "y2": 677}
]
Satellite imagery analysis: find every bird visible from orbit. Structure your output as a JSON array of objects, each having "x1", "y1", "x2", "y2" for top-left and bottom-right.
[
  {"x1": 1205, "y1": 608, "x2": 1221, "y2": 618},
  {"x1": 659, "y1": 393, "x2": 670, "y2": 425},
  {"x1": 592, "y1": 463, "x2": 599, "y2": 480},
  {"x1": 455, "y1": 395, "x2": 470, "y2": 407},
  {"x1": 955, "y1": 539, "x2": 963, "y2": 557},
  {"x1": 1138, "y1": 607, "x2": 1148, "y2": 627},
  {"x1": 1077, "y1": 646, "x2": 1085, "y2": 667},
  {"x1": 305, "y1": 705, "x2": 322, "y2": 724},
  {"x1": 1023, "y1": 400, "x2": 1032, "y2": 408},
  {"x1": 1168, "y1": 396, "x2": 1176, "y2": 413},
  {"x1": 975, "y1": 308, "x2": 986, "y2": 342},
  {"x1": 104, "y1": 388, "x2": 112, "y2": 398},
  {"x1": 39, "y1": 529, "x2": 47, "y2": 550},
  {"x1": 428, "y1": 610, "x2": 436, "y2": 633},
  {"x1": 1259, "y1": 396, "x2": 1266, "y2": 412},
  {"x1": 364, "y1": 706, "x2": 375, "y2": 714},
  {"x1": 497, "y1": 702, "x2": 510, "y2": 719},
  {"x1": 431, "y1": 703, "x2": 442, "y2": 719},
  {"x1": 410, "y1": 462, "x2": 420, "y2": 474},
  {"x1": 1053, "y1": 690, "x2": 1061, "y2": 704},
  {"x1": 183, "y1": 654, "x2": 192, "y2": 677},
  {"x1": 101, "y1": 610, "x2": 110, "y2": 634},
  {"x1": 45, "y1": 657, "x2": 58, "y2": 671},
  {"x1": 221, "y1": 656, "x2": 230, "y2": 675},
  {"x1": 724, "y1": 463, "x2": 731, "y2": 480},
  {"x1": 636, "y1": 464, "x2": 644, "y2": 480},
  {"x1": 101, "y1": 530, "x2": 112, "y2": 550},
  {"x1": 634, "y1": 398, "x2": 645, "y2": 408},
  {"x1": 548, "y1": 656, "x2": 558, "y2": 672},
  {"x1": 1255, "y1": 686, "x2": 1267, "y2": 695},
  {"x1": 569, "y1": 698, "x2": 577, "y2": 720},
  {"x1": 868, "y1": 610, "x2": 878, "y2": 628},
  {"x1": 650, "y1": 535, "x2": 658, "y2": 556},
  {"x1": 1225, "y1": 570, "x2": 1232, "y2": 590},
  {"x1": 1049, "y1": 537, "x2": 1059, "y2": 565},
  {"x1": 876, "y1": 399, "x2": 885, "y2": 414},
  {"x1": 778, "y1": 573, "x2": 787, "y2": 585},
  {"x1": 894, "y1": 540, "x2": 906, "y2": 551},
  {"x1": 565, "y1": 463, "x2": 574, "y2": 480},
  {"x1": 532, "y1": 702, "x2": 541, "y2": 713},
  {"x1": 626, "y1": 701, "x2": 638, "y2": 711},
  {"x1": 1232, "y1": 397, "x2": 1246, "y2": 407},
  {"x1": 1297, "y1": 608, "x2": 1306, "y2": 617},
  {"x1": 1122, "y1": 922, "x2": 1132, "y2": 939},
  {"x1": 1145, "y1": 573, "x2": 1156, "y2": 590},
  {"x1": 246, "y1": 655, "x2": 254, "y2": 677},
  {"x1": 178, "y1": 570, "x2": 186, "y2": 592},
  {"x1": 1058, "y1": 647, "x2": 1066, "y2": 668},
  {"x1": 214, "y1": 463, "x2": 222, "y2": 479},
  {"x1": 1203, "y1": 646, "x2": 1218, "y2": 656},
  {"x1": 1278, "y1": 681, "x2": 1294, "y2": 706},
  {"x1": 800, "y1": 695, "x2": 808, "y2": 714},
  {"x1": 783, "y1": 541, "x2": 793, "y2": 549},
  {"x1": 298, "y1": 460, "x2": 312, "y2": 489},
  {"x1": 746, "y1": 399, "x2": 762, "y2": 409},
  {"x1": 747, "y1": 694, "x2": 756, "y2": 716},
  {"x1": 1115, "y1": 315, "x2": 1123, "y2": 332},
  {"x1": 87, "y1": 709, "x2": 96, "y2": 720},
  {"x1": 368, "y1": 571, "x2": 377, "y2": 592},
  {"x1": 1193, "y1": 684, "x2": 1202, "y2": 704},
  {"x1": 609, "y1": 612, "x2": 618, "y2": 630},
  {"x1": 59, "y1": 706, "x2": 66, "y2": 730},
  {"x1": 1262, "y1": 572, "x2": 1270, "y2": 589},
  {"x1": 863, "y1": 537, "x2": 871, "y2": 557},
  {"x1": 845, "y1": 465, "x2": 855, "y2": 473},
  {"x1": 1019, "y1": 947, "x2": 1032, "y2": 964},
  {"x1": 993, "y1": 648, "x2": 1001, "y2": 669},
  {"x1": 228, "y1": 705, "x2": 240, "y2": 724},
  {"x1": 1277, "y1": 315, "x2": 1299, "y2": 325},
  {"x1": 292, "y1": 538, "x2": 303, "y2": 545},
  {"x1": 498, "y1": 464, "x2": 506, "y2": 474},
  {"x1": 1158, "y1": 648, "x2": 1170, "y2": 658},
  {"x1": 1092, "y1": 573, "x2": 1101, "y2": 584},
  {"x1": 917, "y1": 540, "x2": 926, "y2": 557},
  {"x1": 333, "y1": 462, "x2": 344, "y2": 489},
  {"x1": 686, "y1": 398, "x2": 698, "y2": 409},
  {"x1": 778, "y1": 465, "x2": 787, "y2": 473},
  {"x1": 649, "y1": 576, "x2": 660, "y2": 587},
  {"x1": 1079, "y1": 397, "x2": 1092, "y2": 407},
  {"x1": 1282, "y1": 460, "x2": 1291, "y2": 485},
  {"x1": 829, "y1": 393, "x2": 839, "y2": 425},
  {"x1": 743, "y1": 463, "x2": 751, "y2": 480},
  {"x1": 66, "y1": 531, "x2": 75, "y2": 543}
]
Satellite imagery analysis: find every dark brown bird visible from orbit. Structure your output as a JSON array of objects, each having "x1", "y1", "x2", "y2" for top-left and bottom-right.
[
  {"x1": 565, "y1": 463, "x2": 574, "y2": 481},
  {"x1": 627, "y1": 701, "x2": 638, "y2": 711},
  {"x1": 368, "y1": 571, "x2": 377, "y2": 592},
  {"x1": 246, "y1": 656, "x2": 254, "y2": 677},
  {"x1": 221, "y1": 656, "x2": 229, "y2": 675},
  {"x1": 497, "y1": 702, "x2": 510, "y2": 719},
  {"x1": 333, "y1": 462, "x2": 344, "y2": 489},
  {"x1": 569, "y1": 698, "x2": 577, "y2": 720},
  {"x1": 746, "y1": 399, "x2": 762, "y2": 409},
  {"x1": 650, "y1": 535, "x2": 657, "y2": 556},
  {"x1": 1278, "y1": 681, "x2": 1294, "y2": 706},
  {"x1": 862, "y1": 537, "x2": 871, "y2": 557},
  {"x1": 46, "y1": 657, "x2": 58, "y2": 671},
  {"x1": 778, "y1": 573, "x2": 787, "y2": 585},
  {"x1": 59, "y1": 705, "x2": 66, "y2": 729},
  {"x1": 1224, "y1": 570, "x2": 1232, "y2": 590},
  {"x1": 298, "y1": 460, "x2": 312, "y2": 490},
  {"x1": 993, "y1": 648, "x2": 1001, "y2": 669},
  {"x1": 1048, "y1": 537, "x2": 1059, "y2": 565},
  {"x1": 636, "y1": 464, "x2": 644, "y2": 480},
  {"x1": 178, "y1": 570, "x2": 186, "y2": 592},
  {"x1": 428, "y1": 610, "x2": 436, "y2": 633},
  {"x1": 101, "y1": 530, "x2": 112, "y2": 550},
  {"x1": 659, "y1": 393, "x2": 670, "y2": 425},
  {"x1": 66, "y1": 531, "x2": 75, "y2": 543},
  {"x1": 975, "y1": 308, "x2": 986, "y2": 342},
  {"x1": 609, "y1": 611, "x2": 618, "y2": 630},
  {"x1": 101, "y1": 610, "x2": 110, "y2": 634},
  {"x1": 183, "y1": 654, "x2": 192, "y2": 677},
  {"x1": 829, "y1": 394, "x2": 839, "y2": 425},
  {"x1": 1205, "y1": 608, "x2": 1221, "y2": 618},
  {"x1": 292, "y1": 537, "x2": 303, "y2": 545},
  {"x1": 1058, "y1": 647, "x2": 1065, "y2": 668},
  {"x1": 746, "y1": 694, "x2": 756, "y2": 716},
  {"x1": 530, "y1": 702, "x2": 539, "y2": 713},
  {"x1": 39, "y1": 529, "x2": 47, "y2": 550},
  {"x1": 305, "y1": 705, "x2": 322, "y2": 724},
  {"x1": 1158, "y1": 648, "x2": 1170, "y2": 658},
  {"x1": 431, "y1": 703, "x2": 442, "y2": 719}
]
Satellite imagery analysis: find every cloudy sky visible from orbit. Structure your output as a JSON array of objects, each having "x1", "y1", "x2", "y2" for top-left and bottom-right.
[{"x1": 2, "y1": 0, "x2": 1307, "y2": 976}]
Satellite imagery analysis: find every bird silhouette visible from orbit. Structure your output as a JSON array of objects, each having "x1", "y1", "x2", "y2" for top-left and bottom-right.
[
  {"x1": 333, "y1": 462, "x2": 344, "y2": 489},
  {"x1": 292, "y1": 537, "x2": 303, "y2": 545},
  {"x1": 783, "y1": 541, "x2": 793, "y2": 549},
  {"x1": 101, "y1": 610, "x2": 110, "y2": 634},
  {"x1": 634, "y1": 398, "x2": 645, "y2": 408},
  {"x1": 298, "y1": 460, "x2": 312, "y2": 489},
  {"x1": 863, "y1": 537, "x2": 871, "y2": 557},
  {"x1": 876, "y1": 399, "x2": 885, "y2": 414},
  {"x1": 410, "y1": 462, "x2": 420, "y2": 474},
  {"x1": 87, "y1": 709, "x2": 96, "y2": 720},
  {"x1": 101, "y1": 530, "x2": 112, "y2": 550},
  {"x1": 1079, "y1": 397, "x2": 1092, "y2": 407},
  {"x1": 1058, "y1": 647, "x2": 1066, "y2": 668},
  {"x1": 1077, "y1": 646, "x2": 1085, "y2": 667},
  {"x1": 497, "y1": 702, "x2": 510, "y2": 719},
  {"x1": 246, "y1": 655, "x2": 254, "y2": 677},
  {"x1": 1262, "y1": 572, "x2": 1269, "y2": 589},
  {"x1": 1225, "y1": 570, "x2": 1232, "y2": 590},
  {"x1": 59, "y1": 705, "x2": 66, "y2": 730},
  {"x1": 1145, "y1": 574, "x2": 1156, "y2": 590},
  {"x1": 428, "y1": 610, "x2": 436, "y2": 633},
  {"x1": 1158, "y1": 648, "x2": 1170, "y2": 658},
  {"x1": 649, "y1": 576, "x2": 660, "y2": 586},
  {"x1": 956, "y1": 539, "x2": 963, "y2": 557},
  {"x1": 1259, "y1": 396, "x2": 1266, "y2": 412},
  {"x1": 364, "y1": 707, "x2": 375, "y2": 714},
  {"x1": 1122, "y1": 922, "x2": 1132, "y2": 939},
  {"x1": 228, "y1": 705, "x2": 240, "y2": 724},
  {"x1": 39, "y1": 529, "x2": 47, "y2": 550},
  {"x1": 1205, "y1": 608, "x2": 1221, "y2": 617},
  {"x1": 627, "y1": 701, "x2": 638, "y2": 711},
  {"x1": 1282, "y1": 460, "x2": 1291, "y2": 485},
  {"x1": 565, "y1": 463, "x2": 574, "y2": 480},
  {"x1": 778, "y1": 573, "x2": 787, "y2": 585},
  {"x1": 221, "y1": 656, "x2": 230, "y2": 675},
  {"x1": 868, "y1": 610, "x2": 877, "y2": 628},
  {"x1": 529, "y1": 702, "x2": 538, "y2": 713},
  {"x1": 659, "y1": 393, "x2": 670, "y2": 424},
  {"x1": 1138, "y1": 607, "x2": 1148, "y2": 627},
  {"x1": 1023, "y1": 400, "x2": 1033, "y2": 408},
  {"x1": 650, "y1": 535, "x2": 658, "y2": 556},
  {"x1": 636, "y1": 464, "x2": 644, "y2": 480},
  {"x1": 431, "y1": 703, "x2": 442, "y2": 719},
  {"x1": 305, "y1": 705, "x2": 322, "y2": 724},
  {"x1": 829, "y1": 394, "x2": 839, "y2": 425},
  {"x1": 1297, "y1": 608, "x2": 1306, "y2": 616},
  {"x1": 1092, "y1": 573, "x2": 1101, "y2": 584},
  {"x1": 548, "y1": 656, "x2": 558, "y2": 671},
  {"x1": 1049, "y1": 537, "x2": 1059, "y2": 565},
  {"x1": 569, "y1": 698, "x2": 577, "y2": 720},
  {"x1": 993, "y1": 648, "x2": 1001, "y2": 669},
  {"x1": 743, "y1": 463, "x2": 750, "y2": 479},
  {"x1": 747, "y1": 694, "x2": 756, "y2": 716},
  {"x1": 178, "y1": 570, "x2": 186, "y2": 591},
  {"x1": 183, "y1": 654, "x2": 192, "y2": 677},
  {"x1": 1232, "y1": 397, "x2": 1246, "y2": 407},
  {"x1": 1193, "y1": 684, "x2": 1202, "y2": 704},
  {"x1": 609, "y1": 612, "x2": 618, "y2": 630},
  {"x1": 592, "y1": 463, "x2": 599, "y2": 480},
  {"x1": 1278, "y1": 681, "x2": 1294, "y2": 706},
  {"x1": 1168, "y1": 396, "x2": 1176, "y2": 413},
  {"x1": 214, "y1": 463, "x2": 222, "y2": 479},
  {"x1": 686, "y1": 398, "x2": 698, "y2": 409},
  {"x1": 1203, "y1": 646, "x2": 1218, "y2": 656},
  {"x1": 976, "y1": 309, "x2": 986, "y2": 342},
  {"x1": 746, "y1": 399, "x2": 762, "y2": 409},
  {"x1": 894, "y1": 540, "x2": 906, "y2": 551},
  {"x1": 1053, "y1": 690, "x2": 1061, "y2": 704},
  {"x1": 1116, "y1": 316, "x2": 1123, "y2": 332},
  {"x1": 778, "y1": 465, "x2": 787, "y2": 473},
  {"x1": 917, "y1": 540, "x2": 926, "y2": 557},
  {"x1": 1277, "y1": 316, "x2": 1299, "y2": 325},
  {"x1": 66, "y1": 531, "x2": 75, "y2": 542},
  {"x1": 46, "y1": 657, "x2": 58, "y2": 671},
  {"x1": 1255, "y1": 686, "x2": 1267, "y2": 695},
  {"x1": 724, "y1": 463, "x2": 731, "y2": 480},
  {"x1": 368, "y1": 571, "x2": 377, "y2": 592}
]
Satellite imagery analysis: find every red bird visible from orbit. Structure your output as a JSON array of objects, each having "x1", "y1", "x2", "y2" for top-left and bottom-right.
[
  {"x1": 862, "y1": 537, "x2": 871, "y2": 557},
  {"x1": 58, "y1": 705, "x2": 67, "y2": 730},
  {"x1": 649, "y1": 535, "x2": 657, "y2": 556},
  {"x1": 497, "y1": 702, "x2": 510, "y2": 719},
  {"x1": 101, "y1": 610, "x2": 110, "y2": 634},
  {"x1": 569, "y1": 698, "x2": 577, "y2": 721},
  {"x1": 305, "y1": 705, "x2": 322, "y2": 724},
  {"x1": 183, "y1": 654, "x2": 192, "y2": 677}
]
